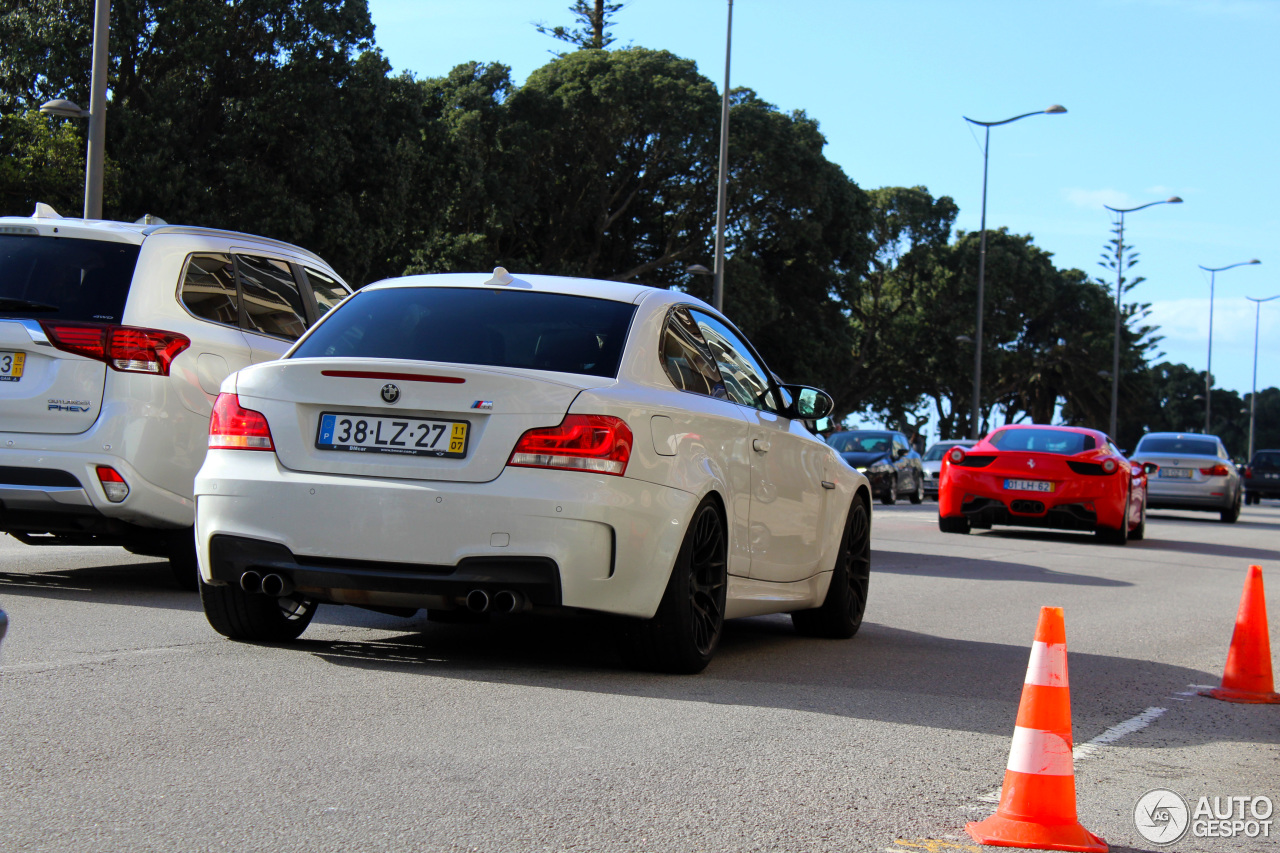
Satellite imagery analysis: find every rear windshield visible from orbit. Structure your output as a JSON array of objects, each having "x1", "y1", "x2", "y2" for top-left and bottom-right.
[
  {"x1": 1253, "y1": 451, "x2": 1280, "y2": 470},
  {"x1": 0, "y1": 234, "x2": 140, "y2": 322},
  {"x1": 828, "y1": 432, "x2": 894, "y2": 454},
  {"x1": 1137, "y1": 437, "x2": 1220, "y2": 457},
  {"x1": 989, "y1": 429, "x2": 1095, "y2": 455},
  {"x1": 291, "y1": 286, "x2": 636, "y2": 378}
]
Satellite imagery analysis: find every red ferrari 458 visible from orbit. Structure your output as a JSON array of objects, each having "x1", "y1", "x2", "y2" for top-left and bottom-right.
[{"x1": 938, "y1": 424, "x2": 1150, "y2": 544}]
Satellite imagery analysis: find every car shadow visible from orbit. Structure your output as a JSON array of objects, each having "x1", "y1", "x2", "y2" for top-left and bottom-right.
[
  {"x1": 0, "y1": 562, "x2": 200, "y2": 610},
  {"x1": 873, "y1": 549, "x2": 1132, "y2": 587},
  {"x1": 296, "y1": 611, "x2": 1256, "y2": 747},
  {"x1": 1125, "y1": 537, "x2": 1280, "y2": 563}
]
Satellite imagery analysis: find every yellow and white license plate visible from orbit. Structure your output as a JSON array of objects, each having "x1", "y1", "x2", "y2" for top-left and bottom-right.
[
  {"x1": 0, "y1": 351, "x2": 25, "y2": 382},
  {"x1": 316, "y1": 412, "x2": 469, "y2": 458}
]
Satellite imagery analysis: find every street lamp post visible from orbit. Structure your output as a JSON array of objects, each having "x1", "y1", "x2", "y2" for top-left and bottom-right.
[
  {"x1": 711, "y1": 0, "x2": 733, "y2": 312},
  {"x1": 1200, "y1": 259, "x2": 1261, "y2": 433},
  {"x1": 962, "y1": 105, "x2": 1066, "y2": 439},
  {"x1": 1102, "y1": 197, "x2": 1182, "y2": 439},
  {"x1": 38, "y1": 0, "x2": 111, "y2": 220},
  {"x1": 1245, "y1": 294, "x2": 1277, "y2": 460}
]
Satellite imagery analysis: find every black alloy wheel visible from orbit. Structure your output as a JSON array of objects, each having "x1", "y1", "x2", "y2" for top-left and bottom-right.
[
  {"x1": 618, "y1": 498, "x2": 728, "y2": 674},
  {"x1": 792, "y1": 499, "x2": 871, "y2": 638},
  {"x1": 881, "y1": 476, "x2": 897, "y2": 506}
]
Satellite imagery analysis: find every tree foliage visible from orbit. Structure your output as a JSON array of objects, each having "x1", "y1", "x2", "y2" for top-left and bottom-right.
[{"x1": 0, "y1": 1, "x2": 1258, "y2": 441}]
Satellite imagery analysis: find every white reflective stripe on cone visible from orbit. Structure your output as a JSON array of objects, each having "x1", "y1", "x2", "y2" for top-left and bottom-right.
[
  {"x1": 1024, "y1": 641, "x2": 1068, "y2": 687},
  {"x1": 1006, "y1": 726, "x2": 1074, "y2": 776}
]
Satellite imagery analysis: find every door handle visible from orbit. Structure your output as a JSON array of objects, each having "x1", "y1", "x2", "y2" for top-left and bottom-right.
[{"x1": 753, "y1": 438, "x2": 771, "y2": 453}]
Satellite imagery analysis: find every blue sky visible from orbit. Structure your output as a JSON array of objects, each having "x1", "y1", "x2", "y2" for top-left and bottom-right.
[{"x1": 367, "y1": 0, "x2": 1279, "y2": 398}]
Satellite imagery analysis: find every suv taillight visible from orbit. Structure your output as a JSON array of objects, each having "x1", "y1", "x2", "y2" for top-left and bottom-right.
[
  {"x1": 40, "y1": 321, "x2": 190, "y2": 376},
  {"x1": 208, "y1": 393, "x2": 275, "y2": 451},
  {"x1": 508, "y1": 415, "x2": 632, "y2": 476}
]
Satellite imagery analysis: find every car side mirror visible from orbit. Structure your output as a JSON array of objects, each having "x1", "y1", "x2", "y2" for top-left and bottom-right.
[
  {"x1": 1142, "y1": 462, "x2": 1159, "y2": 475},
  {"x1": 778, "y1": 385, "x2": 834, "y2": 421},
  {"x1": 895, "y1": 447, "x2": 908, "y2": 459}
]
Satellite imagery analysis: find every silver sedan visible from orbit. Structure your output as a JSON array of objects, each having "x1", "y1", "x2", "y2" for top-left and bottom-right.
[{"x1": 1130, "y1": 432, "x2": 1243, "y2": 523}]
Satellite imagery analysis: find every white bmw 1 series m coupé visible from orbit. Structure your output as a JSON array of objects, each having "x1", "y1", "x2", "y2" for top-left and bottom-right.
[{"x1": 194, "y1": 268, "x2": 871, "y2": 672}]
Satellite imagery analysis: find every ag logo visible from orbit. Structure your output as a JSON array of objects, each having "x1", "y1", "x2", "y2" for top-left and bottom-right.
[
  {"x1": 1134, "y1": 788, "x2": 1190, "y2": 845},
  {"x1": 380, "y1": 383, "x2": 400, "y2": 404}
]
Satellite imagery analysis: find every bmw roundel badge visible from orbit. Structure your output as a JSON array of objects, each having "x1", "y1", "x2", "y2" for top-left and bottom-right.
[{"x1": 381, "y1": 383, "x2": 400, "y2": 404}]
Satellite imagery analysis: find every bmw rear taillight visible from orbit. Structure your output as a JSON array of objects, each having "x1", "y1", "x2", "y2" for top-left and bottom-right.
[
  {"x1": 508, "y1": 415, "x2": 632, "y2": 476},
  {"x1": 208, "y1": 393, "x2": 275, "y2": 451},
  {"x1": 40, "y1": 321, "x2": 190, "y2": 376},
  {"x1": 1200, "y1": 464, "x2": 1231, "y2": 477},
  {"x1": 95, "y1": 466, "x2": 129, "y2": 502}
]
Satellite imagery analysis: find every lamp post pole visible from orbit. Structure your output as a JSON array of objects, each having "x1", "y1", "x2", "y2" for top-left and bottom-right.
[
  {"x1": 1102, "y1": 196, "x2": 1182, "y2": 439},
  {"x1": 1246, "y1": 295, "x2": 1279, "y2": 460},
  {"x1": 711, "y1": 0, "x2": 733, "y2": 312},
  {"x1": 38, "y1": 0, "x2": 111, "y2": 220},
  {"x1": 961, "y1": 105, "x2": 1066, "y2": 439},
  {"x1": 1200, "y1": 259, "x2": 1261, "y2": 433}
]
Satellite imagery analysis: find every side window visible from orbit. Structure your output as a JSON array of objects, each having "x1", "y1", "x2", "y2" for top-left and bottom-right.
[
  {"x1": 689, "y1": 310, "x2": 778, "y2": 412},
  {"x1": 303, "y1": 266, "x2": 350, "y2": 319},
  {"x1": 180, "y1": 253, "x2": 239, "y2": 326},
  {"x1": 660, "y1": 307, "x2": 726, "y2": 398},
  {"x1": 237, "y1": 255, "x2": 308, "y2": 341}
]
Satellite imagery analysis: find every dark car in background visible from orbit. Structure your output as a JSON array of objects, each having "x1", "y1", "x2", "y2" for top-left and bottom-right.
[
  {"x1": 827, "y1": 429, "x2": 924, "y2": 505},
  {"x1": 1244, "y1": 449, "x2": 1280, "y2": 504}
]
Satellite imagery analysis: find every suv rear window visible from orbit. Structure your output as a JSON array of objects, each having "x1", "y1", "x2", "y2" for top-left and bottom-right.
[
  {"x1": 1250, "y1": 451, "x2": 1280, "y2": 470},
  {"x1": 291, "y1": 286, "x2": 636, "y2": 378},
  {"x1": 989, "y1": 429, "x2": 1095, "y2": 454},
  {"x1": 1137, "y1": 437, "x2": 1220, "y2": 456},
  {"x1": 0, "y1": 235, "x2": 140, "y2": 322}
]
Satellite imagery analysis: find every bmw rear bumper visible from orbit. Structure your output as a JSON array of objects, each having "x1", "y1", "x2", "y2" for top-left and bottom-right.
[{"x1": 195, "y1": 450, "x2": 698, "y2": 618}]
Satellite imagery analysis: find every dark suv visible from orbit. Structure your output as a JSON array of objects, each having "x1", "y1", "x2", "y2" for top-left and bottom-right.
[{"x1": 1244, "y1": 450, "x2": 1280, "y2": 504}]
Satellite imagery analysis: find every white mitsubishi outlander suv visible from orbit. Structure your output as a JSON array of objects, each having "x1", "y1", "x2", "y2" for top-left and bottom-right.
[{"x1": 0, "y1": 205, "x2": 351, "y2": 585}]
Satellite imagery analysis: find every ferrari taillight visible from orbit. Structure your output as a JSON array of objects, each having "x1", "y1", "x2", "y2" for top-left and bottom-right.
[
  {"x1": 948, "y1": 447, "x2": 966, "y2": 464},
  {"x1": 1101, "y1": 459, "x2": 1118, "y2": 474}
]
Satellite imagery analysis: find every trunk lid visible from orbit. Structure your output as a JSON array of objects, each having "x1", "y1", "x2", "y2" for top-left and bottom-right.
[{"x1": 236, "y1": 358, "x2": 604, "y2": 483}]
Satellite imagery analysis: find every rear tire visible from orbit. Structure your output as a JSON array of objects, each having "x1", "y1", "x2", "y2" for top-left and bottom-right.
[
  {"x1": 618, "y1": 498, "x2": 727, "y2": 674},
  {"x1": 792, "y1": 500, "x2": 870, "y2": 639},
  {"x1": 1130, "y1": 494, "x2": 1147, "y2": 541},
  {"x1": 880, "y1": 478, "x2": 897, "y2": 506},
  {"x1": 1221, "y1": 489, "x2": 1242, "y2": 523},
  {"x1": 938, "y1": 515, "x2": 970, "y2": 534},
  {"x1": 201, "y1": 581, "x2": 315, "y2": 642},
  {"x1": 1096, "y1": 491, "x2": 1130, "y2": 545}
]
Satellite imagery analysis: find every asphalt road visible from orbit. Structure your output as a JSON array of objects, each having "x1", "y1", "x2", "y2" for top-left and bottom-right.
[{"x1": 1, "y1": 502, "x2": 1277, "y2": 853}]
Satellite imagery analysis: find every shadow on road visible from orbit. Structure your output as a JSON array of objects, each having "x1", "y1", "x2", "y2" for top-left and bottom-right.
[
  {"x1": 0, "y1": 561, "x2": 199, "y2": 610},
  {"x1": 292, "y1": 610, "x2": 1256, "y2": 749},
  {"x1": 873, "y1": 549, "x2": 1132, "y2": 586},
  {"x1": 1123, "y1": 536, "x2": 1280, "y2": 563}
]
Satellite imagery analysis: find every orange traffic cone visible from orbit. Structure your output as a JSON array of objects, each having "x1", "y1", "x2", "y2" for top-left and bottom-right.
[
  {"x1": 966, "y1": 606, "x2": 1107, "y2": 852},
  {"x1": 1200, "y1": 565, "x2": 1280, "y2": 704}
]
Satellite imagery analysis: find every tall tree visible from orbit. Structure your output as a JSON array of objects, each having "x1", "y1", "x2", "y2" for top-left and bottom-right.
[{"x1": 535, "y1": 0, "x2": 623, "y2": 51}]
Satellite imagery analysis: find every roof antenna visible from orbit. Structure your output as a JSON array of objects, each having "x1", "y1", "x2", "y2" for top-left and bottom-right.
[
  {"x1": 32, "y1": 202, "x2": 63, "y2": 219},
  {"x1": 484, "y1": 267, "x2": 514, "y2": 286}
]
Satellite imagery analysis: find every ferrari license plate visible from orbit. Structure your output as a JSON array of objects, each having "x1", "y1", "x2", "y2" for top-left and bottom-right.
[
  {"x1": 1158, "y1": 467, "x2": 1193, "y2": 479},
  {"x1": 1004, "y1": 479, "x2": 1054, "y2": 493},
  {"x1": 316, "y1": 413, "x2": 469, "y2": 458},
  {"x1": 0, "y1": 350, "x2": 25, "y2": 382}
]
